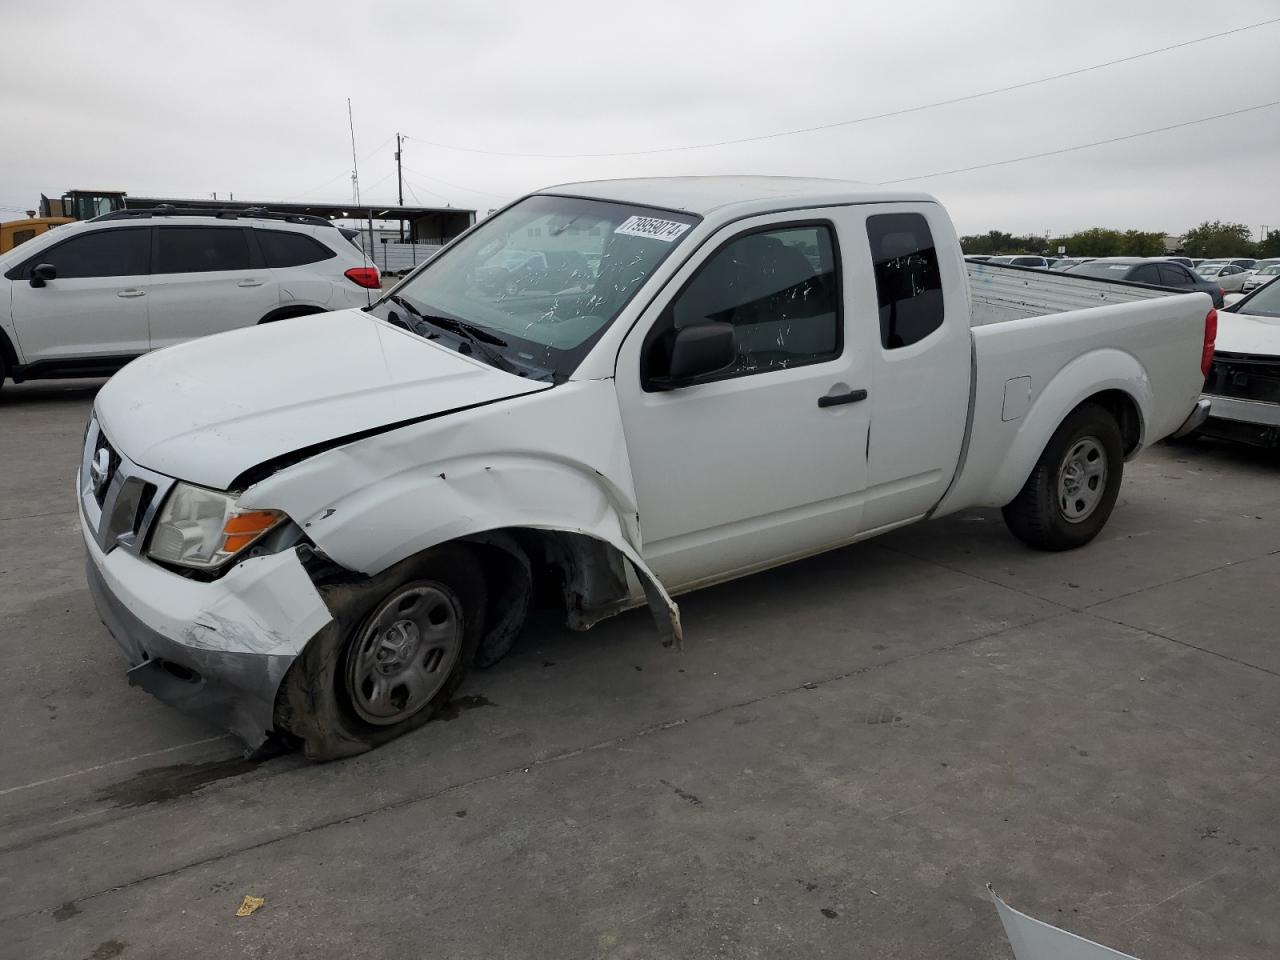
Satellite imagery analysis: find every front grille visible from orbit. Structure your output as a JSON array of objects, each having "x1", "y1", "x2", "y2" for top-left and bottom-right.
[
  {"x1": 91, "y1": 430, "x2": 121, "y2": 507},
  {"x1": 1206, "y1": 352, "x2": 1280, "y2": 405},
  {"x1": 82, "y1": 416, "x2": 175, "y2": 556}
]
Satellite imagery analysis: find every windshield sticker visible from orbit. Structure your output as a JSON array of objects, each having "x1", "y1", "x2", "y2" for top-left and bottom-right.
[{"x1": 614, "y1": 216, "x2": 691, "y2": 242}]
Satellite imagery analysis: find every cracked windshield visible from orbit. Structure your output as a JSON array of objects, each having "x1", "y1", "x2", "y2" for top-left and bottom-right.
[{"x1": 379, "y1": 195, "x2": 699, "y2": 380}]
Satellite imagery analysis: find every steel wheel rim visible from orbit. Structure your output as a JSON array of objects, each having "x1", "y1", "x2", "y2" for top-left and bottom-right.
[
  {"x1": 1058, "y1": 436, "x2": 1108, "y2": 524},
  {"x1": 345, "y1": 583, "x2": 463, "y2": 726}
]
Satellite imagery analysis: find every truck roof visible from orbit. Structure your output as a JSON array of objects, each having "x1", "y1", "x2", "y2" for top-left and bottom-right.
[{"x1": 539, "y1": 176, "x2": 935, "y2": 217}]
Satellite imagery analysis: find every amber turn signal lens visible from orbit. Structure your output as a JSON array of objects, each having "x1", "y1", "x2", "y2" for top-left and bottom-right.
[{"x1": 221, "y1": 510, "x2": 283, "y2": 554}]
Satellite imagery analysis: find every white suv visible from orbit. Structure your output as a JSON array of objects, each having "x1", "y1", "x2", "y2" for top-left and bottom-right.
[{"x1": 0, "y1": 207, "x2": 380, "y2": 392}]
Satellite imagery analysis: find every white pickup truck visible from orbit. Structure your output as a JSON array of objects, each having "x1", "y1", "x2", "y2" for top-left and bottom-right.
[{"x1": 80, "y1": 177, "x2": 1215, "y2": 758}]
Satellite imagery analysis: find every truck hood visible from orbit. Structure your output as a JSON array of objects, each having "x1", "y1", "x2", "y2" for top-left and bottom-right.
[
  {"x1": 1216, "y1": 308, "x2": 1280, "y2": 358},
  {"x1": 95, "y1": 309, "x2": 549, "y2": 489}
]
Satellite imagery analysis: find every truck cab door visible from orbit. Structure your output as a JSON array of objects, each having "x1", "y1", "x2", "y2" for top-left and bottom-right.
[
  {"x1": 615, "y1": 211, "x2": 871, "y2": 592},
  {"x1": 7, "y1": 226, "x2": 151, "y2": 365},
  {"x1": 856, "y1": 205, "x2": 971, "y2": 531}
]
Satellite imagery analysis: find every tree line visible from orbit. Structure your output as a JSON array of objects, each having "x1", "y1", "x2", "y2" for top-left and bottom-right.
[{"x1": 960, "y1": 221, "x2": 1280, "y2": 259}]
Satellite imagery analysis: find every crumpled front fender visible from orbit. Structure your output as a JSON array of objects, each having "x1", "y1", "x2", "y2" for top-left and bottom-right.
[{"x1": 241, "y1": 381, "x2": 681, "y2": 645}]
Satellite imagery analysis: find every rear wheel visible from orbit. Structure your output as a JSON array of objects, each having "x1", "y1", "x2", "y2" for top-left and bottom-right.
[
  {"x1": 277, "y1": 545, "x2": 485, "y2": 760},
  {"x1": 1002, "y1": 403, "x2": 1124, "y2": 551}
]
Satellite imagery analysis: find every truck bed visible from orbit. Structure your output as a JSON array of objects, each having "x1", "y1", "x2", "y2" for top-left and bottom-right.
[
  {"x1": 967, "y1": 261, "x2": 1174, "y2": 325},
  {"x1": 935, "y1": 264, "x2": 1212, "y2": 517}
]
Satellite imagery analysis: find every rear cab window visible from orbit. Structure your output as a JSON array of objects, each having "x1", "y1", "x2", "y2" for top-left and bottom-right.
[{"x1": 866, "y1": 212, "x2": 945, "y2": 349}]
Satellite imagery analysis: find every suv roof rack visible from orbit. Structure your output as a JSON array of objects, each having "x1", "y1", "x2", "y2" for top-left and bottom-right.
[{"x1": 92, "y1": 205, "x2": 334, "y2": 227}]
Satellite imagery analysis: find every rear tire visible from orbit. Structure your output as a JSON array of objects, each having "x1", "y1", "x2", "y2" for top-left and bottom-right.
[
  {"x1": 276, "y1": 545, "x2": 485, "y2": 760},
  {"x1": 1002, "y1": 403, "x2": 1124, "y2": 551}
]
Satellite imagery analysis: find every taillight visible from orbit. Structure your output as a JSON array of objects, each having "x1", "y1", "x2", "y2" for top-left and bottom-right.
[
  {"x1": 1201, "y1": 308, "x2": 1217, "y2": 378},
  {"x1": 344, "y1": 266, "x2": 381, "y2": 289}
]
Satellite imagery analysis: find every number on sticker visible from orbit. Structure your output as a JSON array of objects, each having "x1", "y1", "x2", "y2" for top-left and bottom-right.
[{"x1": 614, "y1": 216, "x2": 692, "y2": 243}]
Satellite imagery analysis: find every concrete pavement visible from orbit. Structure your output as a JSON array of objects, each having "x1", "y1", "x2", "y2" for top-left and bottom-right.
[{"x1": 1, "y1": 379, "x2": 1277, "y2": 959}]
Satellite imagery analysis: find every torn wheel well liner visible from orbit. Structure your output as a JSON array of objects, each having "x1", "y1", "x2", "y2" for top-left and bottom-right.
[{"x1": 1083, "y1": 388, "x2": 1143, "y2": 456}]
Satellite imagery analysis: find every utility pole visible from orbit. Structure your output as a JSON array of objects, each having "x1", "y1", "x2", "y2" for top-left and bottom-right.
[{"x1": 396, "y1": 133, "x2": 404, "y2": 242}]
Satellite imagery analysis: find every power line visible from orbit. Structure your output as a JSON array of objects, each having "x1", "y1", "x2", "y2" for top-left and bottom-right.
[
  {"x1": 401, "y1": 16, "x2": 1280, "y2": 159},
  {"x1": 400, "y1": 178, "x2": 426, "y2": 206},
  {"x1": 281, "y1": 133, "x2": 399, "y2": 201},
  {"x1": 399, "y1": 164, "x2": 507, "y2": 200},
  {"x1": 400, "y1": 176, "x2": 452, "y2": 205},
  {"x1": 879, "y1": 99, "x2": 1280, "y2": 184}
]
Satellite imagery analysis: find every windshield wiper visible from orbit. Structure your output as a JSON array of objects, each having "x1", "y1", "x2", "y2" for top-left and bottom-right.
[
  {"x1": 383, "y1": 294, "x2": 435, "y2": 335},
  {"x1": 382, "y1": 296, "x2": 536, "y2": 377},
  {"x1": 415, "y1": 313, "x2": 521, "y2": 374},
  {"x1": 424, "y1": 313, "x2": 508, "y2": 347}
]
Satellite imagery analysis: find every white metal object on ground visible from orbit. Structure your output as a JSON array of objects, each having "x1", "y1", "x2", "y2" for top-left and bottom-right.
[{"x1": 991, "y1": 887, "x2": 1141, "y2": 960}]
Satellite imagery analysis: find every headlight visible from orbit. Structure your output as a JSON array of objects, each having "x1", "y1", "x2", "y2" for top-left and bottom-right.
[{"x1": 147, "y1": 482, "x2": 284, "y2": 570}]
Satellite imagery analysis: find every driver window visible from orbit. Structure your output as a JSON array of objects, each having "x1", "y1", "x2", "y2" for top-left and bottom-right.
[{"x1": 645, "y1": 223, "x2": 840, "y2": 383}]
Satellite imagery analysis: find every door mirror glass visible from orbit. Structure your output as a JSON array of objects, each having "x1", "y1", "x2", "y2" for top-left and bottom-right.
[
  {"x1": 661, "y1": 322, "x2": 737, "y2": 386},
  {"x1": 30, "y1": 263, "x2": 57, "y2": 287}
]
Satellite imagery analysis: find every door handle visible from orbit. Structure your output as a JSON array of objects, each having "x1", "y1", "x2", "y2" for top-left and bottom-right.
[
  {"x1": 237, "y1": 279, "x2": 265, "y2": 288},
  {"x1": 818, "y1": 389, "x2": 868, "y2": 408},
  {"x1": 117, "y1": 289, "x2": 146, "y2": 298}
]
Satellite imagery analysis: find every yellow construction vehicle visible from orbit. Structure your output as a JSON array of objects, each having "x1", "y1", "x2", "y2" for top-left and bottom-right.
[{"x1": 0, "y1": 216, "x2": 73, "y2": 254}]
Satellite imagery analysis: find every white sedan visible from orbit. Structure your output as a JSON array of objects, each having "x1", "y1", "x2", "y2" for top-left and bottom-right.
[
  {"x1": 1196, "y1": 261, "x2": 1254, "y2": 293},
  {"x1": 1241, "y1": 260, "x2": 1280, "y2": 293}
]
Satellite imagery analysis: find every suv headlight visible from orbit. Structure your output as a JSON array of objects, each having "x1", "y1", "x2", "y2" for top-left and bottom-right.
[{"x1": 147, "y1": 482, "x2": 284, "y2": 570}]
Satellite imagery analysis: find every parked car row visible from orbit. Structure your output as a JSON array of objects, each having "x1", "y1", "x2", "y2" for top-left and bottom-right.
[{"x1": 964, "y1": 253, "x2": 1280, "y2": 307}]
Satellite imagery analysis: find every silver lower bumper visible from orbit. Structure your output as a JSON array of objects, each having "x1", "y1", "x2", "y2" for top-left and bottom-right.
[
  {"x1": 1201, "y1": 393, "x2": 1280, "y2": 428},
  {"x1": 86, "y1": 559, "x2": 303, "y2": 751}
]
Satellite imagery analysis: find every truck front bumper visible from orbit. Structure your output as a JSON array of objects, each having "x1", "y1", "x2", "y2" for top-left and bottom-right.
[{"x1": 82, "y1": 506, "x2": 333, "y2": 752}]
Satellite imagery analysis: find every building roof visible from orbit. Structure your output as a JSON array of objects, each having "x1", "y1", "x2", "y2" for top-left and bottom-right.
[{"x1": 538, "y1": 176, "x2": 934, "y2": 216}]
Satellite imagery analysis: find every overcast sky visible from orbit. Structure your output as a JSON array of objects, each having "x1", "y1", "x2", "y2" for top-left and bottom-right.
[{"x1": 2, "y1": 0, "x2": 1278, "y2": 237}]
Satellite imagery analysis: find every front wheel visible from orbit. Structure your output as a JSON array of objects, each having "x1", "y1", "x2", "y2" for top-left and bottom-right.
[
  {"x1": 277, "y1": 545, "x2": 485, "y2": 760},
  {"x1": 1002, "y1": 403, "x2": 1124, "y2": 551}
]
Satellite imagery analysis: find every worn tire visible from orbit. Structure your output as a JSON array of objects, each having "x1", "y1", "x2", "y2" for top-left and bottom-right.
[
  {"x1": 1002, "y1": 402, "x2": 1124, "y2": 551},
  {"x1": 276, "y1": 545, "x2": 485, "y2": 761}
]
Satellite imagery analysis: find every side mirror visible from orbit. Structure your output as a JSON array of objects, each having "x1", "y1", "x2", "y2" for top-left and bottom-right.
[
  {"x1": 30, "y1": 263, "x2": 56, "y2": 288},
  {"x1": 664, "y1": 322, "x2": 737, "y2": 385}
]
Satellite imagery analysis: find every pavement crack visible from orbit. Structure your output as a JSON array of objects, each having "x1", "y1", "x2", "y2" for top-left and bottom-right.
[
  {"x1": 1082, "y1": 545, "x2": 1280, "y2": 612},
  {"x1": 0, "y1": 611, "x2": 1058, "y2": 927},
  {"x1": 1087, "y1": 611, "x2": 1280, "y2": 679},
  {"x1": 873, "y1": 540, "x2": 1075, "y2": 612},
  {"x1": 0, "y1": 509, "x2": 78, "y2": 523}
]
